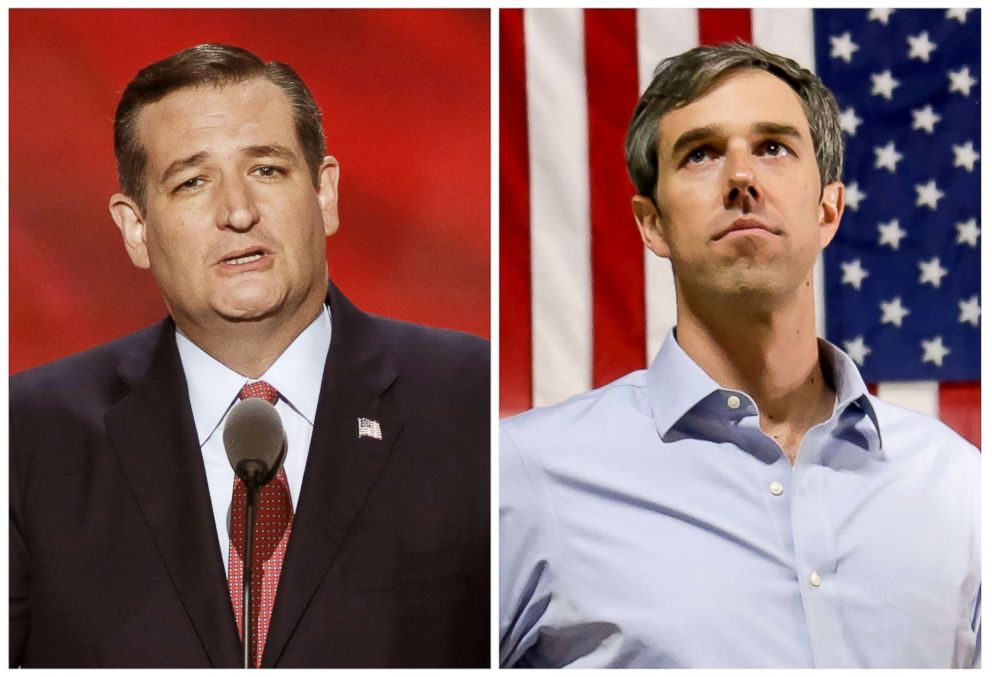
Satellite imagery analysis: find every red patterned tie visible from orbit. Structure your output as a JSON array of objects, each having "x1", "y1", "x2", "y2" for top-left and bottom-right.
[{"x1": 228, "y1": 381, "x2": 294, "y2": 668}]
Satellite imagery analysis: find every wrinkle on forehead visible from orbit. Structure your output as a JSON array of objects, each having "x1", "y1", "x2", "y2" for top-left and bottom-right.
[
  {"x1": 136, "y1": 80, "x2": 298, "y2": 175},
  {"x1": 659, "y1": 70, "x2": 812, "y2": 163}
]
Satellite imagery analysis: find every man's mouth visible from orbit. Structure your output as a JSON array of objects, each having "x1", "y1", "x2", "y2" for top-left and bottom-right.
[
  {"x1": 219, "y1": 247, "x2": 270, "y2": 266},
  {"x1": 224, "y1": 252, "x2": 265, "y2": 265},
  {"x1": 713, "y1": 218, "x2": 777, "y2": 240}
]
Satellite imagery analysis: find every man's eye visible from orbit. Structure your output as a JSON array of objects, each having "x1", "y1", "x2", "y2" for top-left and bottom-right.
[
  {"x1": 253, "y1": 166, "x2": 285, "y2": 178},
  {"x1": 761, "y1": 142, "x2": 790, "y2": 157},
  {"x1": 686, "y1": 148, "x2": 711, "y2": 164},
  {"x1": 175, "y1": 177, "x2": 204, "y2": 192}
]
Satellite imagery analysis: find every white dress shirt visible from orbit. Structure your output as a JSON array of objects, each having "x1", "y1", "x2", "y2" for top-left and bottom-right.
[{"x1": 176, "y1": 306, "x2": 331, "y2": 575}]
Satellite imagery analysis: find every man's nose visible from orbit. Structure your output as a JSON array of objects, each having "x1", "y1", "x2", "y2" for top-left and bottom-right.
[
  {"x1": 723, "y1": 147, "x2": 761, "y2": 211},
  {"x1": 217, "y1": 176, "x2": 260, "y2": 231}
]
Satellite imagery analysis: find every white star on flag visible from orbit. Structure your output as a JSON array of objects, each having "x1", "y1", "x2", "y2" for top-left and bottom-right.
[
  {"x1": 918, "y1": 256, "x2": 948, "y2": 288},
  {"x1": 945, "y1": 8, "x2": 970, "y2": 24},
  {"x1": 830, "y1": 32, "x2": 859, "y2": 62},
  {"x1": 911, "y1": 104, "x2": 941, "y2": 134},
  {"x1": 869, "y1": 8, "x2": 894, "y2": 24},
  {"x1": 873, "y1": 141, "x2": 903, "y2": 172},
  {"x1": 948, "y1": 65, "x2": 977, "y2": 96},
  {"x1": 907, "y1": 31, "x2": 937, "y2": 62},
  {"x1": 955, "y1": 218, "x2": 980, "y2": 247},
  {"x1": 841, "y1": 259, "x2": 869, "y2": 290},
  {"x1": 877, "y1": 219, "x2": 906, "y2": 250},
  {"x1": 914, "y1": 179, "x2": 944, "y2": 210},
  {"x1": 845, "y1": 181, "x2": 866, "y2": 211},
  {"x1": 871, "y1": 70, "x2": 900, "y2": 100},
  {"x1": 838, "y1": 107, "x2": 863, "y2": 136},
  {"x1": 921, "y1": 336, "x2": 950, "y2": 367},
  {"x1": 952, "y1": 141, "x2": 979, "y2": 172},
  {"x1": 880, "y1": 297, "x2": 910, "y2": 327},
  {"x1": 843, "y1": 336, "x2": 871, "y2": 366},
  {"x1": 958, "y1": 296, "x2": 980, "y2": 327}
]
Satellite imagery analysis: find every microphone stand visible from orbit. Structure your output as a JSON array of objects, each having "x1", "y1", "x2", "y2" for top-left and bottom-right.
[
  {"x1": 242, "y1": 483, "x2": 259, "y2": 669},
  {"x1": 236, "y1": 460, "x2": 269, "y2": 669}
]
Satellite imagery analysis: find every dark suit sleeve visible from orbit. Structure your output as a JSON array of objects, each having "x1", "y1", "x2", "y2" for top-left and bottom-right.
[{"x1": 10, "y1": 404, "x2": 29, "y2": 668}]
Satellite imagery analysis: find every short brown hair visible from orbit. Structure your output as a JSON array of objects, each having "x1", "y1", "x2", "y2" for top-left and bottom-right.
[
  {"x1": 625, "y1": 40, "x2": 843, "y2": 200},
  {"x1": 114, "y1": 43, "x2": 326, "y2": 209}
]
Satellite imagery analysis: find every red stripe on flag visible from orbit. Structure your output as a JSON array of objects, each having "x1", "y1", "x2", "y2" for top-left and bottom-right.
[
  {"x1": 499, "y1": 9, "x2": 533, "y2": 416},
  {"x1": 939, "y1": 381, "x2": 981, "y2": 448},
  {"x1": 584, "y1": 9, "x2": 646, "y2": 387},
  {"x1": 697, "y1": 8, "x2": 752, "y2": 45}
]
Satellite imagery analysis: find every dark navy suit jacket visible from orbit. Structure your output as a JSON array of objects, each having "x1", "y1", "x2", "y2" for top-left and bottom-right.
[{"x1": 10, "y1": 282, "x2": 489, "y2": 667}]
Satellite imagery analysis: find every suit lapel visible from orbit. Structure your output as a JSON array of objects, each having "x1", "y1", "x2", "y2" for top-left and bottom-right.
[
  {"x1": 263, "y1": 283, "x2": 405, "y2": 667},
  {"x1": 105, "y1": 321, "x2": 241, "y2": 668}
]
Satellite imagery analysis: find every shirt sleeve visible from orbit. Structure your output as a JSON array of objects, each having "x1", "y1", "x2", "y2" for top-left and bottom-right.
[
  {"x1": 499, "y1": 421, "x2": 556, "y2": 667},
  {"x1": 971, "y1": 585, "x2": 981, "y2": 668}
]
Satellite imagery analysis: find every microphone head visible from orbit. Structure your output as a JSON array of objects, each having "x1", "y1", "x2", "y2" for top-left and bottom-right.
[{"x1": 223, "y1": 398, "x2": 287, "y2": 488}]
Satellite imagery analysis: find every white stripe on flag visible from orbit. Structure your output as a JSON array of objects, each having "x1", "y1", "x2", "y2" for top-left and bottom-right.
[
  {"x1": 637, "y1": 8, "x2": 699, "y2": 363},
  {"x1": 751, "y1": 9, "x2": 815, "y2": 68},
  {"x1": 525, "y1": 9, "x2": 593, "y2": 407},
  {"x1": 875, "y1": 382, "x2": 940, "y2": 417}
]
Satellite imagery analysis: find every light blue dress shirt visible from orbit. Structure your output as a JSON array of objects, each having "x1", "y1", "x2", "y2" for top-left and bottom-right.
[
  {"x1": 500, "y1": 330, "x2": 980, "y2": 668},
  {"x1": 176, "y1": 306, "x2": 331, "y2": 575}
]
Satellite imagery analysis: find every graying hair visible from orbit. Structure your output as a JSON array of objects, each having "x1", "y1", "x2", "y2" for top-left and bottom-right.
[{"x1": 625, "y1": 40, "x2": 844, "y2": 200}]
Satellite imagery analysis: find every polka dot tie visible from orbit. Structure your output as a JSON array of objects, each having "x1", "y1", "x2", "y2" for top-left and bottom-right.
[{"x1": 228, "y1": 381, "x2": 293, "y2": 668}]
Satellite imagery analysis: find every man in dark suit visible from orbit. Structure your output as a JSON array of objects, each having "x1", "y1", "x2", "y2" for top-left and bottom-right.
[{"x1": 9, "y1": 43, "x2": 489, "y2": 668}]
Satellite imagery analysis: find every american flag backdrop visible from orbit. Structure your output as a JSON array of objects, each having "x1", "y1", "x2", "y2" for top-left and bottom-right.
[{"x1": 499, "y1": 8, "x2": 980, "y2": 448}]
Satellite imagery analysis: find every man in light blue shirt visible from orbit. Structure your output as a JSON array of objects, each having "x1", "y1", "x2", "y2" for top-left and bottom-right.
[{"x1": 500, "y1": 41, "x2": 979, "y2": 668}]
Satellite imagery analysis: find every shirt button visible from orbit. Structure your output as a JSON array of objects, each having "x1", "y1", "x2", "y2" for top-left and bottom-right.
[
  {"x1": 769, "y1": 481, "x2": 784, "y2": 496},
  {"x1": 810, "y1": 571, "x2": 822, "y2": 587},
  {"x1": 727, "y1": 395, "x2": 742, "y2": 409}
]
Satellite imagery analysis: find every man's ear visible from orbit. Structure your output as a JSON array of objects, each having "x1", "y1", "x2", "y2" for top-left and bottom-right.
[
  {"x1": 632, "y1": 194, "x2": 671, "y2": 258},
  {"x1": 109, "y1": 193, "x2": 150, "y2": 269},
  {"x1": 818, "y1": 180, "x2": 844, "y2": 249},
  {"x1": 317, "y1": 155, "x2": 340, "y2": 237}
]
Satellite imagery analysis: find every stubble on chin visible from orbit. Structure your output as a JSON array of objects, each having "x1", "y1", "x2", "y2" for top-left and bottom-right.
[{"x1": 678, "y1": 251, "x2": 804, "y2": 308}]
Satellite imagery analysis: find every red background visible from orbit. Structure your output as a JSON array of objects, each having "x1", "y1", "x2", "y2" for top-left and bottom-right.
[{"x1": 9, "y1": 9, "x2": 490, "y2": 374}]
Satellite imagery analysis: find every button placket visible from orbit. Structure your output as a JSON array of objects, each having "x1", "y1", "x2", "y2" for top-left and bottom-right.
[
  {"x1": 790, "y1": 433, "x2": 845, "y2": 666},
  {"x1": 753, "y1": 458, "x2": 795, "y2": 567}
]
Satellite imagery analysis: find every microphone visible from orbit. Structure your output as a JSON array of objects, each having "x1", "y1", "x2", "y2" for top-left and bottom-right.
[
  {"x1": 224, "y1": 398, "x2": 287, "y2": 489},
  {"x1": 223, "y1": 397, "x2": 287, "y2": 668}
]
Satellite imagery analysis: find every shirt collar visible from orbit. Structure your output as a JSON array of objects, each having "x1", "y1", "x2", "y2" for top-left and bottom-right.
[
  {"x1": 176, "y1": 305, "x2": 332, "y2": 445},
  {"x1": 646, "y1": 330, "x2": 724, "y2": 439},
  {"x1": 646, "y1": 329, "x2": 881, "y2": 443},
  {"x1": 816, "y1": 336, "x2": 882, "y2": 443}
]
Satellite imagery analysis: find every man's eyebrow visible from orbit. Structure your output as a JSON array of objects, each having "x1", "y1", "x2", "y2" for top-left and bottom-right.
[
  {"x1": 670, "y1": 125, "x2": 724, "y2": 159},
  {"x1": 241, "y1": 143, "x2": 298, "y2": 161},
  {"x1": 752, "y1": 122, "x2": 803, "y2": 140},
  {"x1": 668, "y1": 122, "x2": 804, "y2": 159},
  {"x1": 160, "y1": 152, "x2": 208, "y2": 185},
  {"x1": 158, "y1": 144, "x2": 300, "y2": 185}
]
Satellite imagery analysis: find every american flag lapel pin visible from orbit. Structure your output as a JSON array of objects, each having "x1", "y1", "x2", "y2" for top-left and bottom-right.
[{"x1": 357, "y1": 417, "x2": 383, "y2": 440}]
